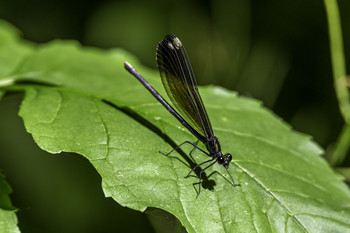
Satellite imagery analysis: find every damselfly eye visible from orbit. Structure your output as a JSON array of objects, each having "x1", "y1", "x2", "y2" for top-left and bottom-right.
[{"x1": 218, "y1": 156, "x2": 225, "y2": 164}]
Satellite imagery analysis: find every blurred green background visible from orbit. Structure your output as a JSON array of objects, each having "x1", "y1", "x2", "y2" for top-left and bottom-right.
[{"x1": 0, "y1": 0, "x2": 349, "y2": 232}]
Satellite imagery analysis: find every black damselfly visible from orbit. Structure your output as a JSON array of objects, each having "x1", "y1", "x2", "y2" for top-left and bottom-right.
[{"x1": 124, "y1": 34, "x2": 239, "y2": 196}]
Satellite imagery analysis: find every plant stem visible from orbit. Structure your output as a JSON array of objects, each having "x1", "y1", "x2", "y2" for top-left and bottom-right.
[
  {"x1": 331, "y1": 124, "x2": 350, "y2": 165},
  {"x1": 324, "y1": 0, "x2": 350, "y2": 166}
]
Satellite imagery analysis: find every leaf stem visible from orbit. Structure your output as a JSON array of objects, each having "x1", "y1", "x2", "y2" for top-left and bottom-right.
[
  {"x1": 330, "y1": 124, "x2": 350, "y2": 165},
  {"x1": 324, "y1": 0, "x2": 350, "y2": 165}
]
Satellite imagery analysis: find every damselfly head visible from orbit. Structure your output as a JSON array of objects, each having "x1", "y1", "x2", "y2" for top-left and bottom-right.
[{"x1": 218, "y1": 153, "x2": 232, "y2": 168}]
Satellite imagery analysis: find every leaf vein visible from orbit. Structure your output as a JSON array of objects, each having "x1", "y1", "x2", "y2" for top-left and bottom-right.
[
  {"x1": 233, "y1": 161, "x2": 309, "y2": 232},
  {"x1": 91, "y1": 97, "x2": 109, "y2": 159},
  {"x1": 239, "y1": 160, "x2": 329, "y2": 195},
  {"x1": 218, "y1": 127, "x2": 319, "y2": 169}
]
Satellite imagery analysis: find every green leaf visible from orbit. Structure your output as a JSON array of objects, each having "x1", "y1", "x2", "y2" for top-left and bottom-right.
[
  {"x1": 0, "y1": 173, "x2": 19, "y2": 233},
  {"x1": 0, "y1": 19, "x2": 34, "y2": 79},
  {"x1": 0, "y1": 209, "x2": 19, "y2": 233},
  {"x1": 0, "y1": 173, "x2": 15, "y2": 211},
  {"x1": 1, "y1": 22, "x2": 350, "y2": 232},
  {"x1": 16, "y1": 82, "x2": 350, "y2": 232},
  {"x1": 1, "y1": 39, "x2": 160, "y2": 107}
]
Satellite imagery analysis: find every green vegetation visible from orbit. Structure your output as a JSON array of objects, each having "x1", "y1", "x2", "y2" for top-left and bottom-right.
[{"x1": 0, "y1": 0, "x2": 349, "y2": 232}]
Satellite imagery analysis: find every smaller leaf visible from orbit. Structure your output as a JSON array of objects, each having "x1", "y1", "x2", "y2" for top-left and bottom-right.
[
  {"x1": 0, "y1": 172, "x2": 19, "y2": 233},
  {"x1": 0, "y1": 173, "x2": 15, "y2": 210},
  {"x1": 0, "y1": 19, "x2": 34, "y2": 78},
  {"x1": 0, "y1": 209, "x2": 20, "y2": 233}
]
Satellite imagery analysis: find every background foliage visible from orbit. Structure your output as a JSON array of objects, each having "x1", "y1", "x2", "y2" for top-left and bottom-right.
[{"x1": 0, "y1": 0, "x2": 350, "y2": 232}]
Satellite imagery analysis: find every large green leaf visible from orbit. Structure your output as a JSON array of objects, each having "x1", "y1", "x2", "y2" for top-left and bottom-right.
[
  {"x1": 1, "y1": 22, "x2": 350, "y2": 232},
  {"x1": 0, "y1": 173, "x2": 19, "y2": 233}
]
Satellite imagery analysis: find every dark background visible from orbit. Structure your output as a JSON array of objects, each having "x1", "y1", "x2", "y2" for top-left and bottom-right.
[{"x1": 0, "y1": 0, "x2": 349, "y2": 232}]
